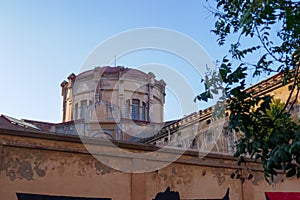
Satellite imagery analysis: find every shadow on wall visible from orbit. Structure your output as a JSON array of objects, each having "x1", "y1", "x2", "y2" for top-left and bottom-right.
[{"x1": 153, "y1": 187, "x2": 230, "y2": 200}]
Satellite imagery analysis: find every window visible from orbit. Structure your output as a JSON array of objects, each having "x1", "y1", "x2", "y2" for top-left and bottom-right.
[
  {"x1": 142, "y1": 102, "x2": 147, "y2": 121},
  {"x1": 205, "y1": 130, "x2": 214, "y2": 144},
  {"x1": 131, "y1": 99, "x2": 140, "y2": 120},
  {"x1": 125, "y1": 99, "x2": 130, "y2": 118},
  {"x1": 74, "y1": 103, "x2": 78, "y2": 120},
  {"x1": 106, "y1": 103, "x2": 113, "y2": 113},
  {"x1": 16, "y1": 193, "x2": 110, "y2": 200},
  {"x1": 81, "y1": 100, "x2": 87, "y2": 119}
]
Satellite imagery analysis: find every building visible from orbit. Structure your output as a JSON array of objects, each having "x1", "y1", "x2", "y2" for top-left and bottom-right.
[
  {"x1": 144, "y1": 71, "x2": 300, "y2": 155},
  {"x1": 60, "y1": 66, "x2": 166, "y2": 141},
  {"x1": 1, "y1": 126, "x2": 300, "y2": 200},
  {"x1": 0, "y1": 68, "x2": 299, "y2": 199}
]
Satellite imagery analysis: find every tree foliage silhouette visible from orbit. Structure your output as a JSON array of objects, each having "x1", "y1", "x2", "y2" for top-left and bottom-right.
[{"x1": 196, "y1": 0, "x2": 300, "y2": 183}]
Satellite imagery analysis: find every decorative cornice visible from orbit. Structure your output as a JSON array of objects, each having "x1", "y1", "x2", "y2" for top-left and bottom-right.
[{"x1": 144, "y1": 70, "x2": 299, "y2": 143}]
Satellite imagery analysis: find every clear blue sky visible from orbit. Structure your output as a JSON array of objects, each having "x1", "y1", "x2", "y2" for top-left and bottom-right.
[{"x1": 0, "y1": 0, "x2": 263, "y2": 122}]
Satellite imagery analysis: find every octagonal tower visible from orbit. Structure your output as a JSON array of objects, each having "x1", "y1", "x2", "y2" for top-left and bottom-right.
[{"x1": 61, "y1": 66, "x2": 166, "y2": 141}]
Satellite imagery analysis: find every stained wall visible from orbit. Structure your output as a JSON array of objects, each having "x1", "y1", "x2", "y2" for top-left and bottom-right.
[{"x1": 0, "y1": 128, "x2": 299, "y2": 200}]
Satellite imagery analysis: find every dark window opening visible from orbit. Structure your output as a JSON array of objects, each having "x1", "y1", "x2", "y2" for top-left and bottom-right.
[
  {"x1": 106, "y1": 103, "x2": 114, "y2": 114},
  {"x1": 81, "y1": 100, "x2": 87, "y2": 119},
  {"x1": 132, "y1": 99, "x2": 140, "y2": 120},
  {"x1": 17, "y1": 193, "x2": 111, "y2": 200},
  {"x1": 75, "y1": 103, "x2": 78, "y2": 120}
]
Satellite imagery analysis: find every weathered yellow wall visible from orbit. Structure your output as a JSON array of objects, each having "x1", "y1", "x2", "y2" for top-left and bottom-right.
[
  {"x1": 0, "y1": 129, "x2": 299, "y2": 200},
  {"x1": 0, "y1": 146, "x2": 131, "y2": 200}
]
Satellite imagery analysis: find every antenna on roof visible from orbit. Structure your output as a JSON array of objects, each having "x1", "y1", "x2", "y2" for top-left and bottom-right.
[{"x1": 114, "y1": 56, "x2": 117, "y2": 67}]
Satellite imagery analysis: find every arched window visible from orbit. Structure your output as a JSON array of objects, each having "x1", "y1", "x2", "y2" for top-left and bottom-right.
[
  {"x1": 131, "y1": 99, "x2": 140, "y2": 120},
  {"x1": 106, "y1": 103, "x2": 113, "y2": 114},
  {"x1": 81, "y1": 100, "x2": 87, "y2": 119}
]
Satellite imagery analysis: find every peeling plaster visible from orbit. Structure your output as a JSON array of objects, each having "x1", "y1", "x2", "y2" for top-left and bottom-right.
[
  {"x1": 251, "y1": 172, "x2": 284, "y2": 186},
  {"x1": 252, "y1": 172, "x2": 264, "y2": 185},
  {"x1": 95, "y1": 161, "x2": 112, "y2": 175},
  {"x1": 2, "y1": 158, "x2": 34, "y2": 181},
  {"x1": 154, "y1": 165, "x2": 192, "y2": 189},
  {"x1": 0, "y1": 147, "x2": 116, "y2": 181},
  {"x1": 212, "y1": 169, "x2": 226, "y2": 186}
]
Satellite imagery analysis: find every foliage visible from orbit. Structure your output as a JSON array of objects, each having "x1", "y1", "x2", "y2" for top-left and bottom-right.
[{"x1": 196, "y1": 0, "x2": 300, "y2": 182}]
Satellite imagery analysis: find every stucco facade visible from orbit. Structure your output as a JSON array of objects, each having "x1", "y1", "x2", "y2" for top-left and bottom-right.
[
  {"x1": 145, "y1": 71, "x2": 300, "y2": 155},
  {"x1": 0, "y1": 128, "x2": 299, "y2": 200},
  {"x1": 61, "y1": 66, "x2": 166, "y2": 141}
]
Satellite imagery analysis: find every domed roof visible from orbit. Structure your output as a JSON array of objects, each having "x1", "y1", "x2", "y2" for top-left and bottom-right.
[
  {"x1": 76, "y1": 69, "x2": 94, "y2": 78},
  {"x1": 76, "y1": 66, "x2": 147, "y2": 79}
]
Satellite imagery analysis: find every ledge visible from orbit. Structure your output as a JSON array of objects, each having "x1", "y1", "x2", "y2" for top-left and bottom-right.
[{"x1": 0, "y1": 127, "x2": 263, "y2": 171}]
